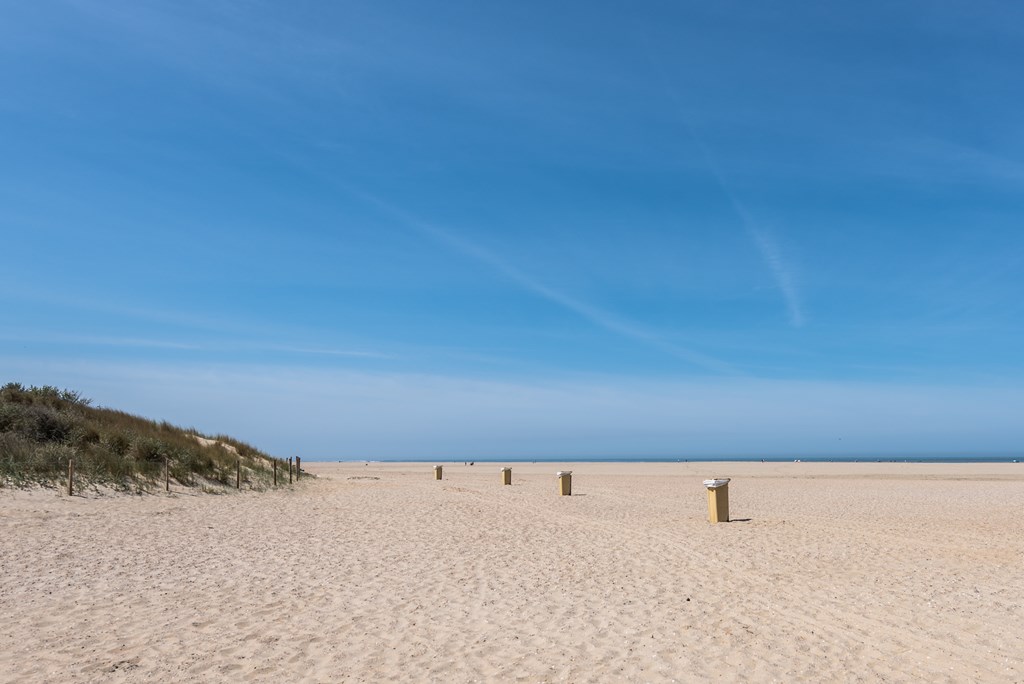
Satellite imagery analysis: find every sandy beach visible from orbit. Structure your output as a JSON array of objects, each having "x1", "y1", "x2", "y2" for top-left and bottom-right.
[{"x1": 1, "y1": 461, "x2": 1022, "y2": 682}]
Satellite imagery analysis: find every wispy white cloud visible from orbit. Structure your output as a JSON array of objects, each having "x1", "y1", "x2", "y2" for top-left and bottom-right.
[
  {"x1": 0, "y1": 330, "x2": 391, "y2": 360},
  {"x1": 0, "y1": 332, "x2": 202, "y2": 351},
  {"x1": 867, "y1": 136, "x2": 1024, "y2": 188},
  {"x1": 0, "y1": 290, "x2": 228, "y2": 332},
  {"x1": 260, "y1": 344, "x2": 392, "y2": 359}
]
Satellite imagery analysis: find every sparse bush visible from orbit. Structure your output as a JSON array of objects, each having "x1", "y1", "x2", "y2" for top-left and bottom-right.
[
  {"x1": 33, "y1": 442, "x2": 75, "y2": 474},
  {"x1": 59, "y1": 389, "x2": 91, "y2": 406},
  {"x1": 84, "y1": 445, "x2": 133, "y2": 483},
  {"x1": 0, "y1": 433, "x2": 36, "y2": 483}
]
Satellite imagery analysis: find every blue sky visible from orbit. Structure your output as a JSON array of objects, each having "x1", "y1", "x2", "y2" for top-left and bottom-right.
[{"x1": 3, "y1": 1, "x2": 1023, "y2": 459}]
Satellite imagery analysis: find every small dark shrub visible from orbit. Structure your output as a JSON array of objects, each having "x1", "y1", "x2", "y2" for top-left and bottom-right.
[
  {"x1": 0, "y1": 382, "x2": 28, "y2": 404},
  {"x1": 72, "y1": 427, "x2": 101, "y2": 447},
  {"x1": 0, "y1": 402, "x2": 23, "y2": 432},
  {"x1": 106, "y1": 433, "x2": 131, "y2": 456},
  {"x1": 132, "y1": 437, "x2": 164, "y2": 463},
  {"x1": 18, "y1": 405, "x2": 74, "y2": 443}
]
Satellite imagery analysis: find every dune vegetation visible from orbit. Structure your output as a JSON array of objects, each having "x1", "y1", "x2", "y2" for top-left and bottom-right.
[{"x1": 0, "y1": 382, "x2": 289, "y2": 492}]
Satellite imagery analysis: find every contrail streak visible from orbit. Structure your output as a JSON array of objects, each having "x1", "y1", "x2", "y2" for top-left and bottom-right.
[
  {"x1": 340, "y1": 184, "x2": 738, "y2": 374},
  {"x1": 640, "y1": 41, "x2": 806, "y2": 327},
  {"x1": 687, "y1": 135, "x2": 805, "y2": 328},
  {"x1": 259, "y1": 144, "x2": 737, "y2": 373}
]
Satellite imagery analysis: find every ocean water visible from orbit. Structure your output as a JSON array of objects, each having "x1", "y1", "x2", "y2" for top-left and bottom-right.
[{"x1": 330, "y1": 455, "x2": 1022, "y2": 464}]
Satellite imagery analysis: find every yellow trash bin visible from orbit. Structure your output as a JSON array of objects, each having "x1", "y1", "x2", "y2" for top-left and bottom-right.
[
  {"x1": 501, "y1": 467, "x2": 512, "y2": 485},
  {"x1": 703, "y1": 478, "x2": 730, "y2": 523},
  {"x1": 557, "y1": 471, "x2": 572, "y2": 496},
  {"x1": 434, "y1": 465, "x2": 443, "y2": 481}
]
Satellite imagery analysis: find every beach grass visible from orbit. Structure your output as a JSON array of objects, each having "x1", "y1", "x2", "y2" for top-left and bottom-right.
[{"x1": 0, "y1": 382, "x2": 283, "y2": 492}]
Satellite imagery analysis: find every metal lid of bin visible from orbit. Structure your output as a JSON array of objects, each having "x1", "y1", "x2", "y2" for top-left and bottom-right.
[
  {"x1": 703, "y1": 478, "x2": 730, "y2": 489},
  {"x1": 500, "y1": 467, "x2": 511, "y2": 472},
  {"x1": 556, "y1": 471, "x2": 572, "y2": 477}
]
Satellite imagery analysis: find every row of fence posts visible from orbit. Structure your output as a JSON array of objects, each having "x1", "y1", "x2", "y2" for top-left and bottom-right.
[
  {"x1": 65, "y1": 454, "x2": 303, "y2": 496},
  {"x1": 432, "y1": 466, "x2": 732, "y2": 523}
]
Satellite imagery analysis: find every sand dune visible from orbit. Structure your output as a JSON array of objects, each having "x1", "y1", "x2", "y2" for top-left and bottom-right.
[{"x1": 1, "y1": 461, "x2": 1022, "y2": 682}]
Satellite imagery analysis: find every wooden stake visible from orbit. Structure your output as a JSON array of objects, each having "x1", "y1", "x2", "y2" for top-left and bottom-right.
[
  {"x1": 236, "y1": 460, "x2": 241, "y2": 489},
  {"x1": 165, "y1": 456, "x2": 170, "y2": 492},
  {"x1": 289, "y1": 457, "x2": 293, "y2": 484},
  {"x1": 67, "y1": 457, "x2": 74, "y2": 497},
  {"x1": 273, "y1": 459, "x2": 278, "y2": 486},
  {"x1": 296, "y1": 456, "x2": 301, "y2": 480}
]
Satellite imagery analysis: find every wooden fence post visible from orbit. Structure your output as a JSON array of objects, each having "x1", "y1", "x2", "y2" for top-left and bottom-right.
[
  {"x1": 296, "y1": 456, "x2": 301, "y2": 480},
  {"x1": 273, "y1": 459, "x2": 278, "y2": 486},
  {"x1": 67, "y1": 457, "x2": 74, "y2": 497},
  {"x1": 236, "y1": 460, "x2": 241, "y2": 489},
  {"x1": 165, "y1": 456, "x2": 170, "y2": 492}
]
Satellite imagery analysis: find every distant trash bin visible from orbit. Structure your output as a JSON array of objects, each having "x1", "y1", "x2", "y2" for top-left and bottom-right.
[
  {"x1": 501, "y1": 467, "x2": 512, "y2": 485},
  {"x1": 434, "y1": 465, "x2": 443, "y2": 481},
  {"x1": 703, "y1": 478, "x2": 730, "y2": 523},
  {"x1": 557, "y1": 471, "x2": 572, "y2": 496}
]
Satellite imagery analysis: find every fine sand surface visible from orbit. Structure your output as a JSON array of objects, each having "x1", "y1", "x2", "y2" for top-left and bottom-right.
[{"x1": 1, "y1": 461, "x2": 1022, "y2": 682}]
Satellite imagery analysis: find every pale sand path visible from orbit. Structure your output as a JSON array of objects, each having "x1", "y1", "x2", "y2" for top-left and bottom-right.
[{"x1": 1, "y1": 461, "x2": 1022, "y2": 682}]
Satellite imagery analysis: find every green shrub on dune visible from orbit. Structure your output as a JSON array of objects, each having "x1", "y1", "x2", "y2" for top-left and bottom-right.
[{"x1": 0, "y1": 382, "x2": 286, "y2": 492}]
